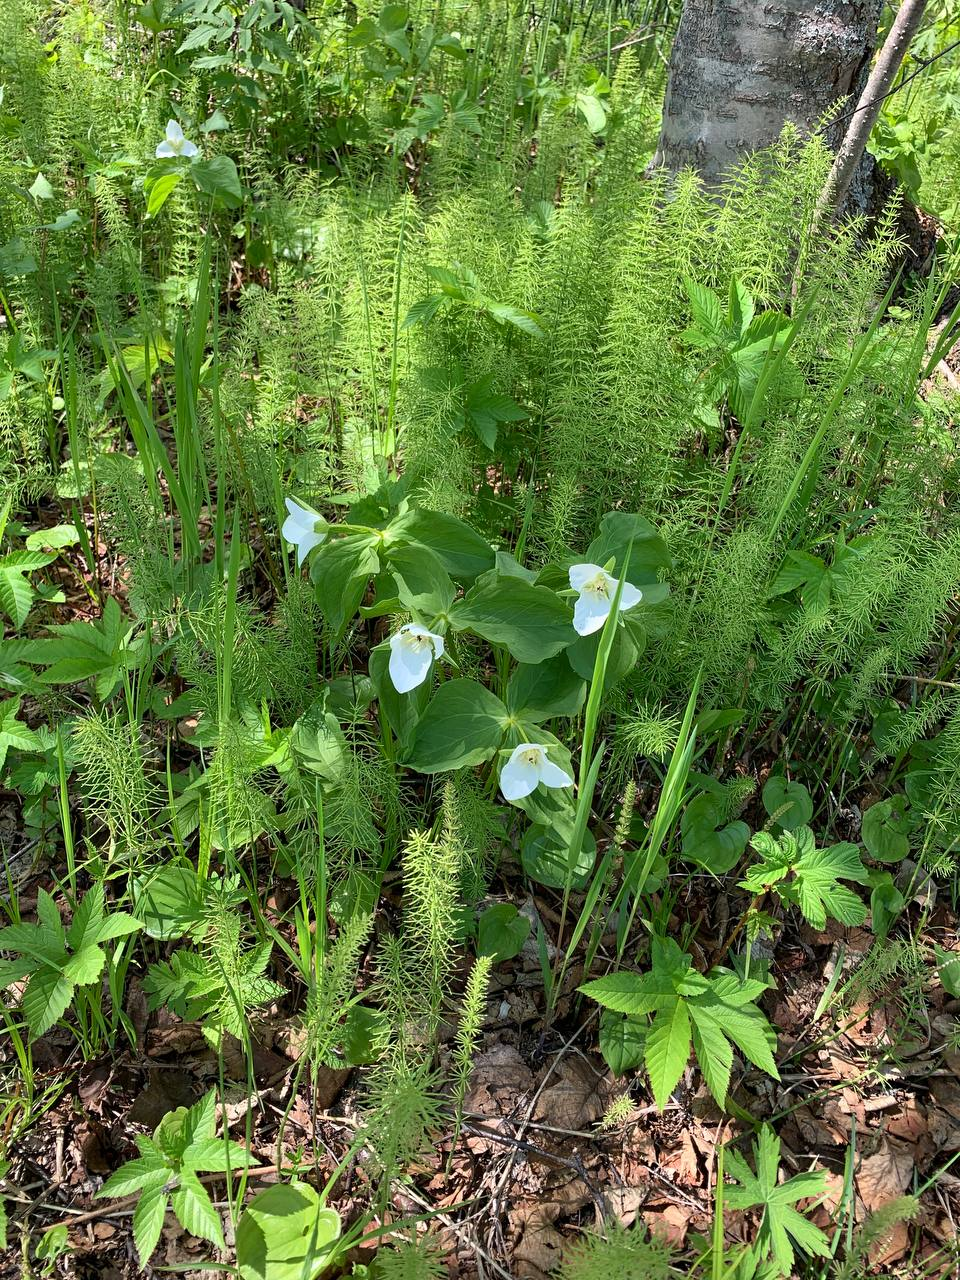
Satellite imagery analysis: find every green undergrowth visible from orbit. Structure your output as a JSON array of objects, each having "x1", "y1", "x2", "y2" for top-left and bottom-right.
[{"x1": 0, "y1": 1, "x2": 958, "y2": 1277}]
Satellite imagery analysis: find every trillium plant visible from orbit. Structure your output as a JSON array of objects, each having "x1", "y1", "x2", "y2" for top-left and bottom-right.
[
  {"x1": 277, "y1": 483, "x2": 671, "y2": 889},
  {"x1": 156, "y1": 119, "x2": 199, "y2": 159}
]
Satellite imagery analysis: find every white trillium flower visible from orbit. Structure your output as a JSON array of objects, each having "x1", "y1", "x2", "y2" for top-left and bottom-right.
[
  {"x1": 156, "y1": 119, "x2": 199, "y2": 159},
  {"x1": 500, "y1": 742, "x2": 573, "y2": 802},
  {"x1": 388, "y1": 624, "x2": 445, "y2": 694},
  {"x1": 568, "y1": 562, "x2": 643, "y2": 636},
  {"x1": 282, "y1": 497, "x2": 326, "y2": 568}
]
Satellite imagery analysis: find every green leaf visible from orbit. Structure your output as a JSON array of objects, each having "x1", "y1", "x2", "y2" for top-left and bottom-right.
[
  {"x1": 369, "y1": 642, "x2": 430, "y2": 754},
  {"x1": 0, "y1": 569, "x2": 36, "y2": 629},
  {"x1": 132, "y1": 1180, "x2": 170, "y2": 1267},
  {"x1": 599, "y1": 1010, "x2": 646, "y2": 1075},
  {"x1": 762, "y1": 776, "x2": 813, "y2": 831},
  {"x1": 862, "y1": 796, "x2": 911, "y2": 862},
  {"x1": 25, "y1": 524, "x2": 79, "y2": 551},
  {"x1": 133, "y1": 865, "x2": 203, "y2": 941},
  {"x1": 644, "y1": 998, "x2": 690, "y2": 1109},
  {"x1": 98, "y1": 1160, "x2": 168, "y2": 1199},
  {"x1": 937, "y1": 947, "x2": 960, "y2": 999},
  {"x1": 386, "y1": 509, "x2": 494, "y2": 583},
  {"x1": 574, "y1": 90, "x2": 606, "y2": 133},
  {"x1": 521, "y1": 822, "x2": 595, "y2": 890},
  {"x1": 680, "y1": 793, "x2": 749, "y2": 874},
  {"x1": 29, "y1": 172, "x2": 55, "y2": 200},
  {"x1": 21, "y1": 966, "x2": 74, "y2": 1038},
  {"x1": 585, "y1": 510, "x2": 672, "y2": 586},
  {"x1": 236, "y1": 1181, "x2": 342, "y2": 1280},
  {"x1": 405, "y1": 679, "x2": 507, "y2": 773},
  {"x1": 507, "y1": 653, "x2": 585, "y2": 722},
  {"x1": 310, "y1": 534, "x2": 380, "y2": 639},
  {"x1": 477, "y1": 903, "x2": 530, "y2": 963},
  {"x1": 0, "y1": 696, "x2": 42, "y2": 770},
  {"x1": 171, "y1": 1170, "x2": 224, "y2": 1248},
  {"x1": 385, "y1": 539, "x2": 455, "y2": 614},
  {"x1": 62, "y1": 943, "x2": 106, "y2": 986},
  {"x1": 688, "y1": 1004, "x2": 734, "y2": 1104},
  {"x1": 145, "y1": 171, "x2": 183, "y2": 217},
  {"x1": 449, "y1": 574, "x2": 574, "y2": 663},
  {"x1": 190, "y1": 155, "x2": 242, "y2": 207}
]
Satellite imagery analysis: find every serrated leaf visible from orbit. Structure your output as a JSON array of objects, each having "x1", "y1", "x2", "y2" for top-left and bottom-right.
[
  {"x1": 98, "y1": 1161, "x2": 169, "y2": 1199},
  {"x1": 132, "y1": 1180, "x2": 170, "y2": 1266},
  {"x1": 21, "y1": 966, "x2": 74, "y2": 1037},
  {"x1": 643, "y1": 998, "x2": 690, "y2": 1109},
  {"x1": 61, "y1": 943, "x2": 105, "y2": 985},
  {"x1": 688, "y1": 1005, "x2": 733, "y2": 1105},
  {"x1": 0, "y1": 570, "x2": 35, "y2": 629},
  {"x1": 171, "y1": 1170, "x2": 224, "y2": 1248}
]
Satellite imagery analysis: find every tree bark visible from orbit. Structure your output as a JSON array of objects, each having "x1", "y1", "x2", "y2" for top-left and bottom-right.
[{"x1": 653, "y1": 0, "x2": 883, "y2": 185}]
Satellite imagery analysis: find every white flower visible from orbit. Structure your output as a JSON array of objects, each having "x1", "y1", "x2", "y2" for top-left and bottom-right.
[
  {"x1": 388, "y1": 624, "x2": 445, "y2": 693},
  {"x1": 156, "y1": 119, "x2": 199, "y2": 159},
  {"x1": 282, "y1": 497, "x2": 326, "y2": 567},
  {"x1": 568, "y1": 563, "x2": 642, "y2": 636},
  {"x1": 500, "y1": 742, "x2": 573, "y2": 802}
]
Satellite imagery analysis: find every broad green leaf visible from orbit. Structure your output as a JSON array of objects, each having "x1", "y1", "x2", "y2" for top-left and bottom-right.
[
  {"x1": 521, "y1": 822, "x2": 595, "y2": 890},
  {"x1": 386, "y1": 509, "x2": 494, "y2": 583},
  {"x1": 310, "y1": 534, "x2": 380, "y2": 639},
  {"x1": 937, "y1": 947, "x2": 960, "y2": 999},
  {"x1": 449, "y1": 574, "x2": 574, "y2": 663},
  {"x1": 98, "y1": 1160, "x2": 168, "y2": 1199},
  {"x1": 405, "y1": 679, "x2": 507, "y2": 773},
  {"x1": 680, "y1": 793, "x2": 749, "y2": 874},
  {"x1": 507, "y1": 653, "x2": 585, "y2": 722},
  {"x1": 145, "y1": 171, "x2": 182, "y2": 216},
  {"x1": 580, "y1": 971, "x2": 678, "y2": 1015},
  {"x1": 191, "y1": 155, "x2": 242, "y2": 207},
  {"x1": 236, "y1": 1181, "x2": 342, "y2": 1280},
  {"x1": 862, "y1": 796, "x2": 911, "y2": 862},
  {"x1": 477, "y1": 903, "x2": 530, "y2": 963},
  {"x1": 62, "y1": 944, "x2": 106, "y2": 986},
  {"x1": 369, "y1": 642, "x2": 430, "y2": 753},
  {"x1": 644, "y1": 998, "x2": 690, "y2": 1109},
  {"x1": 385, "y1": 540, "x2": 455, "y2": 614},
  {"x1": 762, "y1": 776, "x2": 813, "y2": 830},
  {"x1": 133, "y1": 865, "x2": 203, "y2": 940}
]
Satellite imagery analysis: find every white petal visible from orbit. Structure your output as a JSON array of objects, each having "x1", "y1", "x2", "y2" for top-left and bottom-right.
[
  {"x1": 388, "y1": 634, "x2": 434, "y2": 693},
  {"x1": 166, "y1": 120, "x2": 185, "y2": 143},
  {"x1": 400, "y1": 624, "x2": 444, "y2": 660},
  {"x1": 180, "y1": 139, "x2": 199, "y2": 158},
  {"x1": 569, "y1": 562, "x2": 604, "y2": 591},
  {"x1": 155, "y1": 141, "x2": 177, "y2": 158},
  {"x1": 618, "y1": 581, "x2": 643, "y2": 611},
  {"x1": 499, "y1": 754, "x2": 540, "y2": 802},
  {"x1": 573, "y1": 590, "x2": 611, "y2": 636},
  {"x1": 538, "y1": 760, "x2": 574, "y2": 790}
]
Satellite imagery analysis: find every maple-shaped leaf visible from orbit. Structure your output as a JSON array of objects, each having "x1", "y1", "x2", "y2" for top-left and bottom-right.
[
  {"x1": 740, "y1": 827, "x2": 868, "y2": 930},
  {"x1": 725, "y1": 1125, "x2": 830, "y2": 1275}
]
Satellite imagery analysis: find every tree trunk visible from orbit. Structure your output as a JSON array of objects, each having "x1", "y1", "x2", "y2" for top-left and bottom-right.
[{"x1": 653, "y1": 0, "x2": 883, "y2": 185}]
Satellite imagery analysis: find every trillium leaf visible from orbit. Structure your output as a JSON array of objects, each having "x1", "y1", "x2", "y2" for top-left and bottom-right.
[
  {"x1": 236, "y1": 1181, "x2": 341, "y2": 1280},
  {"x1": 761, "y1": 775, "x2": 813, "y2": 830},
  {"x1": 680, "y1": 793, "x2": 749, "y2": 874},
  {"x1": 369, "y1": 642, "x2": 430, "y2": 753},
  {"x1": 862, "y1": 796, "x2": 911, "y2": 862},
  {"x1": 477, "y1": 903, "x2": 530, "y2": 962},
  {"x1": 507, "y1": 653, "x2": 586, "y2": 722},
  {"x1": 449, "y1": 574, "x2": 574, "y2": 663},
  {"x1": 310, "y1": 534, "x2": 380, "y2": 639},
  {"x1": 521, "y1": 823, "x2": 595, "y2": 890},
  {"x1": 190, "y1": 155, "x2": 242, "y2": 207},
  {"x1": 405, "y1": 679, "x2": 507, "y2": 773},
  {"x1": 386, "y1": 509, "x2": 494, "y2": 583}
]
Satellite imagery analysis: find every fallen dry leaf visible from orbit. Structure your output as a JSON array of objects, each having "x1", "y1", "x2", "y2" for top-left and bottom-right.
[
  {"x1": 533, "y1": 1057, "x2": 606, "y2": 1131},
  {"x1": 856, "y1": 1136, "x2": 914, "y2": 1215}
]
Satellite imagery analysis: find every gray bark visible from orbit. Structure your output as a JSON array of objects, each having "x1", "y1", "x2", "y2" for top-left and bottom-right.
[{"x1": 653, "y1": 0, "x2": 883, "y2": 185}]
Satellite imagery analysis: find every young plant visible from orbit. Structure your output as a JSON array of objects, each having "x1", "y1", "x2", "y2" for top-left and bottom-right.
[
  {"x1": 0, "y1": 885, "x2": 142, "y2": 1039},
  {"x1": 97, "y1": 1090, "x2": 249, "y2": 1266},
  {"x1": 739, "y1": 826, "x2": 870, "y2": 930},
  {"x1": 581, "y1": 935, "x2": 779, "y2": 1109},
  {"x1": 724, "y1": 1125, "x2": 830, "y2": 1276}
]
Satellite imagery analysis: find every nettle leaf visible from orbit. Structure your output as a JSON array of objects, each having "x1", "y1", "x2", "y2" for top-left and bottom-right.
[
  {"x1": 680, "y1": 793, "x2": 750, "y2": 874},
  {"x1": 21, "y1": 967, "x2": 74, "y2": 1038},
  {"x1": 449, "y1": 574, "x2": 574, "y2": 663},
  {"x1": 643, "y1": 997, "x2": 690, "y2": 1109},
  {"x1": 761, "y1": 775, "x2": 813, "y2": 831},
  {"x1": 131, "y1": 1180, "x2": 170, "y2": 1267},
  {"x1": 0, "y1": 697, "x2": 43, "y2": 770},
  {"x1": 742, "y1": 826, "x2": 868, "y2": 930},
  {"x1": 171, "y1": 1170, "x2": 224, "y2": 1249},
  {"x1": 405, "y1": 679, "x2": 507, "y2": 773},
  {"x1": 599, "y1": 1009, "x2": 647, "y2": 1075}
]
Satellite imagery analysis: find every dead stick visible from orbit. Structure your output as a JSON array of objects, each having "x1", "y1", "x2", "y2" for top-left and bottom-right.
[{"x1": 815, "y1": 0, "x2": 929, "y2": 225}]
